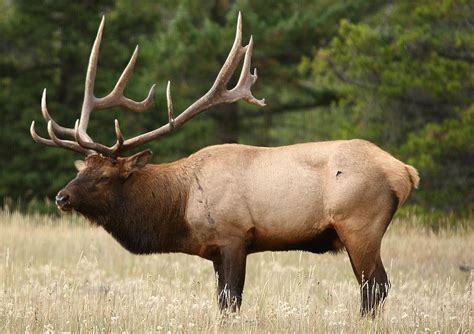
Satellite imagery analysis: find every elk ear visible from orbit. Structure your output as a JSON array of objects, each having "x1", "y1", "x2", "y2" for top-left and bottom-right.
[
  {"x1": 120, "y1": 149, "x2": 153, "y2": 178},
  {"x1": 74, "y1": 160, "x2": 86, "y2": 172}
]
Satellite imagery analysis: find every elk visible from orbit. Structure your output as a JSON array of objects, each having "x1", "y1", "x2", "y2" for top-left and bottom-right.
[{"x1": 30, "y1": 14, "x2": 419, "y2": 316}]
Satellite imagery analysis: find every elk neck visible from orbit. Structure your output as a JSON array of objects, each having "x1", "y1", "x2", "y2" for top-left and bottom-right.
[{"x1": 89, "y1": 160, "x2": 194, "y2": 255}]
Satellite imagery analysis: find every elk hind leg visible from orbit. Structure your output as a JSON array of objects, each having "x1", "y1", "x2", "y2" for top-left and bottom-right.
[
  {"x1": 358, "y1": 255, "x2": 390, "y2": 317},
  {"x1": 335, "y1": 218, "x2": 391, "y2": 316}
]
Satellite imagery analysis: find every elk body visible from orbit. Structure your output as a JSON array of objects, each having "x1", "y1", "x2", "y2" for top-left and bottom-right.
[{"x1": 31, "y1": 14, "x2": 419, "y2": 316}]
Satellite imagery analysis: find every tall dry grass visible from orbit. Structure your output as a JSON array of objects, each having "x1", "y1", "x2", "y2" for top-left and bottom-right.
[{"x1": 0, "y1": 210, "x2": 472, "y2": 333}]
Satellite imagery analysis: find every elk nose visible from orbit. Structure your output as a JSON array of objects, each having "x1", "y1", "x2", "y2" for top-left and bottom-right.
[{"x1": 55, "y1": 192, "x2": 70, "y2": 207}]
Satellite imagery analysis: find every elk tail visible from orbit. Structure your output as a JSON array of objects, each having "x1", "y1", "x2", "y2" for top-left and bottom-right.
[
  {"x1": 405, "y1": 164, "x2": 420, "y2": 190},
  {"x1": 394, "y1": 164, "x2": 420, "y2": 208}
]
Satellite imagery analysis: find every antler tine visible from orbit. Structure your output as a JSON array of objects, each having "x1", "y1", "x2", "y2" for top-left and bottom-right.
[
  {"x1": 109, "y1": 119, "x2": 125, "y2": 154},
  {"x1": 230, "y1": 36, "x2": 266, "y2": 106},
  {"x1": 40, "y1": 121, "x2": 90, "y2": 155},
  {"x1": 95, "y1": 46, "x2": 156, "y2": 112},
  {"x1": 77, "y1": 15, "x2": 105, "y2": 137},
  {"x1": 30, "y1": 121, "x2": 56, "y2": 147},
  {"x1": 167, "y1": 81, "x2": 175, "y2": 130},
  {"x1": 110, "y1": 11, "x2": 265, "y2": 154},
  {"x1": 31, "y1": 88, "x2": 92, "y2": 155},
  {"x1": 110, "y1": 45, "x2": 140, "y2": 100},
  {"x1": 114, "y1": 119, "x2": 124, "y2": 146},
  {"x1": 211, "y1": 11, "x2": 246, "y2": 89},
  {"x1": 31, "y1": 120, "x2": 79, "y2": 153},
  {"x1": 31, "y1": 119, "x2": 90, "y2": 155},
  {"x1": 41, "y1": 89, "x2": 95, "y2": 142},
  {"x1": 41, "y1": 89, "x2": 67, "y2": 136},
  {"x1": 74, "y1": 119, "x2": 124, "y2": 157}
]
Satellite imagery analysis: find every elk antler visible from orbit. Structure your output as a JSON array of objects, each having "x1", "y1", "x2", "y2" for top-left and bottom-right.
[
  {"x1": 30, "y1": 16, "x2": 155, "y2": 155},
  {"x1": 31, "y1": 12, "x2": 264, "y2": 157},
  {"x1": 111, "y1": 12, "x2": 265, "y2": 154}
]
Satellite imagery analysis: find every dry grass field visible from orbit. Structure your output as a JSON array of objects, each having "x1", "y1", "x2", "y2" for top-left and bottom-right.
[{"x1": 0, "y1": 209, "x2": 472, "y2": 333}]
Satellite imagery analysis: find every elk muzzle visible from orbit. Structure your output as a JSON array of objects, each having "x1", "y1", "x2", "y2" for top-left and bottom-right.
[{"x1": 55, "y1": 191, "x2": 72, "y2": 211}]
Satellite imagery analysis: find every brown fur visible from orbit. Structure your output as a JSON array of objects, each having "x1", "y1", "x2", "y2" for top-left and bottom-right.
[
  {"x1": 56, "y1": 139, "x2": 419, "y2": 315},
  {"x1": 98, "y1": 164, "x2": 191, "y2": 254},
  {"x1": 59, "y1": 153, "x2": 193, "y2": 254}
]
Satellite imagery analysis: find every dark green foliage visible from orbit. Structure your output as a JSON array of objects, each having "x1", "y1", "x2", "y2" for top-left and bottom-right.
[
  {"x1": 1, "y1": 0, "x2": 472, "y2": 216},
  {"x1": 303, "y1": 0, "x2": 473, "y2": 212}
]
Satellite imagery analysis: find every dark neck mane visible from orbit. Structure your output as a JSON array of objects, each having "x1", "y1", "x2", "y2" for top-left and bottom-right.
[{"x1": 87, "y1": 162, "x2": 192, "y2": 254}]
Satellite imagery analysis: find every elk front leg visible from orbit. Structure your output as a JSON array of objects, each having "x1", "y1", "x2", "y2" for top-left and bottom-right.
[{"x1": 212, "y1": 242, "x2": 247, "y2": 312}]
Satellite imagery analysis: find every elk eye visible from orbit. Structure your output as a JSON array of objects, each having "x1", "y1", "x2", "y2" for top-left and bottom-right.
[{"x1": 98, "y1": 176, "x2": 110, "y2": 183}]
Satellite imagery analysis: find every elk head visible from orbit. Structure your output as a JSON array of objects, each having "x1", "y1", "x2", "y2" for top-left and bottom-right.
[
  {"x1": 55, "y1": 150, "x2": 152, "y2": 215},
  {"x1": 30, "y1": 13, "x2": 264, "y2": 215}
]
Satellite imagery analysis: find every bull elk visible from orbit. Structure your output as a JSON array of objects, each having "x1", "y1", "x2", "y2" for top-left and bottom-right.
[{"x1": 30, "y1": 14, "x2": 419, "y2": 316}]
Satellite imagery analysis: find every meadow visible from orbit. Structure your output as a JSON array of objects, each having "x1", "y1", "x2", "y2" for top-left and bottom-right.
[{"x1": 0, "y1": 209, "x2": 472, "y2": 333}]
